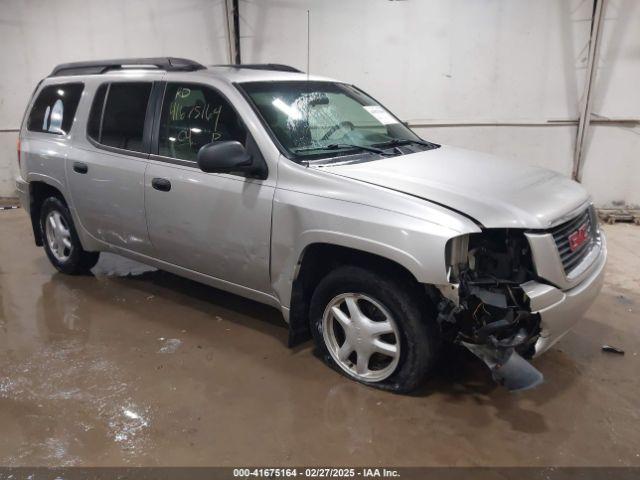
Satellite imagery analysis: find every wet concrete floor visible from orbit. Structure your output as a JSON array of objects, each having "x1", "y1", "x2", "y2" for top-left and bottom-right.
[{"x1": 0, "y1": 209, "x2": 639, "y2": 466}]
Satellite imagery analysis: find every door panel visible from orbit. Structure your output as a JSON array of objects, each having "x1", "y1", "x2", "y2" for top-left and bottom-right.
[
  {"x1": 67, "y1": 147, "x2": 152, "y2": 254},
  {"x1": 145, "y1": 163, "x2": 274, "y2": 293},
  {"x1": 66, "y1": 80, "x2": 156, "y2": 254}
]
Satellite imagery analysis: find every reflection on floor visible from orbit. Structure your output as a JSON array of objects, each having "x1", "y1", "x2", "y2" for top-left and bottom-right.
[{"x1": 0, "y1": 209, "x2": 639, "y2": 466}]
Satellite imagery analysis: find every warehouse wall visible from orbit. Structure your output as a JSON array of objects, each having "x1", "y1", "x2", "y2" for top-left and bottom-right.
[
  {"x1": 240, "y1": 0, "x2": 640, "y2": 207},
  {"x1": 0, "y1": 0, "x2": 638, "y2": 207},
  {"x1": 580, "y1": 0, "x2": 640, "y2": 206}
]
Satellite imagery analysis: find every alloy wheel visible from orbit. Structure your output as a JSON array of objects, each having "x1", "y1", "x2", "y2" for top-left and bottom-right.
[
  {"x1": 322, "y1": 293, "x2": 401, "y2": 382},
  {"x1": 45, "y1": 210, "x2": 73, "y2": 262}
]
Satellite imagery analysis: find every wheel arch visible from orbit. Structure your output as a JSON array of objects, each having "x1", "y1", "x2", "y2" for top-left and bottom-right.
[
  {"x1": 287, "y1": 241, "x2": 437, "y2": 347},
  {"x1": 28, "y1": 180, "x2": 68, "y2": 246}
]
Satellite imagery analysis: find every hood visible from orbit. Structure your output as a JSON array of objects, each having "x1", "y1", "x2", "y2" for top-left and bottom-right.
[{"x1": 317, "y1": 145, "x2": 590, "y2": 229}]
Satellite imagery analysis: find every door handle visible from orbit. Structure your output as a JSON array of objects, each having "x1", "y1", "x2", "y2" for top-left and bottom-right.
[
  {"x1": 151, "y1": 177, "x2": 171, "y2": 192},
  {"x1": 73, "y1": 162, "x2": 88, "y2": 174}
]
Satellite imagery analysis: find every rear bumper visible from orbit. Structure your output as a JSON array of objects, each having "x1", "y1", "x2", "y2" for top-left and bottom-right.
[
  {"x1": 522, "y1": 232, "x2": 607, "y2": 357},
  {"x1": 16, "y1": 176, "x2": 29, "y2": 213}
]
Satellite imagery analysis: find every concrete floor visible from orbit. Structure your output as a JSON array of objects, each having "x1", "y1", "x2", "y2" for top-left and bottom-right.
[{"x1": 0, "y1": 208, "x2": 638, "y2": 467}]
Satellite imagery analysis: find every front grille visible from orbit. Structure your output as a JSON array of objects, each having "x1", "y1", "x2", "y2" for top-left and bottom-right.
[{"x1": 550, "y1": 206, "x2": 598, "y2": 274}]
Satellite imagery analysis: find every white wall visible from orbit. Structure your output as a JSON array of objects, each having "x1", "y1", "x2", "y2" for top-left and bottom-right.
[
  {"x1": 240, "y1": 0, "x2": 640, "y2": 207},
  {"x1": 0, "y1": 0, "x2": 638, "y2": 207},
  {"x1": 580, "y1": 0, "x2": 640, "y2": 206}
]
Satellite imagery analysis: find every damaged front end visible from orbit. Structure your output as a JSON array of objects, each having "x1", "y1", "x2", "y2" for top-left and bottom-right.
[{"x1": 435, "y1": 230, "x2": 544, "y2": 391}]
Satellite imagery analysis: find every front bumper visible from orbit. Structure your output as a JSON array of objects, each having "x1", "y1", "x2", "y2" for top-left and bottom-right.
[
  {"x1": 16, "y1": 176, "x2": 29, "y2": 213},
  {"x1": 522, "y1": 232, "x2": 607, "y2": 357}
]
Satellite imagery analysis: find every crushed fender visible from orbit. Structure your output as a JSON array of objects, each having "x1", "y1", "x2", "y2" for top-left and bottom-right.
[{"x1": 435, "y1": 230, "x2": 545, "y2": 391}]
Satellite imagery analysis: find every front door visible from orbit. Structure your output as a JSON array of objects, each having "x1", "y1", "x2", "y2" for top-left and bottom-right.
[{"x1": 144, "y1": 82, "x2": 274, "y2": 293}]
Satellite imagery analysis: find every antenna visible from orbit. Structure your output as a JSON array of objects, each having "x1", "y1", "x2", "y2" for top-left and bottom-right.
[
  {"x1": 306, "y1": 9, "x2": 310, "y2": 80},
  {"x1": 305, "y1": 9, "x2": 311, "y2": 150}
]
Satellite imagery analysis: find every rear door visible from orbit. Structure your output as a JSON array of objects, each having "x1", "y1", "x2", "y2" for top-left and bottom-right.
[
  {"x1": 144, "y1": 81, "x2": 274, "y2": 293},
  {"x1": 67, "y1": 80, "x2": 160, "y2": 256}
]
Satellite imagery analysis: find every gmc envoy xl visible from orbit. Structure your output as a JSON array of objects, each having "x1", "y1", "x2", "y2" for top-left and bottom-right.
[{"x1": 16, "y1": 58, "x2": 606, "y2": 392}]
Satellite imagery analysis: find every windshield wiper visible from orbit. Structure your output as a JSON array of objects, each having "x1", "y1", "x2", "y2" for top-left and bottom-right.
[
  {"x1": 372, "y1": 138, "x2": 439, "y2": 149},
  {"x1": 294, "y1": 143, "x2": 389, "y2": 155}
]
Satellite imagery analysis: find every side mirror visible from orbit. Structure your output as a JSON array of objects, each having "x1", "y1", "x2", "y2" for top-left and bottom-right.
[{"x1": 197, "y1": 141, "x2": 257, "y2": 176}]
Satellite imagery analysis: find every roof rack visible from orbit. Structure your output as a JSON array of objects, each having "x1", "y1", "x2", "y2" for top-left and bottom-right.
[
  {"x1": 49, "y1": 57, "x2": 206, "y2": 77},
  {"x1": 212, "y1": 63, "x2": 303, "y2": 73}
]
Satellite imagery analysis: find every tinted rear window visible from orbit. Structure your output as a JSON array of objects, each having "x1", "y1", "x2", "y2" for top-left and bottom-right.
[
  {"x1": 27, "y1": 83, "x2": 84, "y2": 135},
  {"x1": 87, "y1": 82, "x2": 152, "y2": 153}
]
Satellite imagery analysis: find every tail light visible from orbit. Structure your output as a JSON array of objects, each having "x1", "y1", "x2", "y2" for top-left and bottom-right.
[{"x1": 17, "y1": 138, "x2": 21, "y2": 168}]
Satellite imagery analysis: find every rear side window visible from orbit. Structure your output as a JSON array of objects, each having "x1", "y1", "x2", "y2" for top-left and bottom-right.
[
  {"x1": 27, "y1": 83, "x2": 84, "y2": 135},
  {"x1": 87, "y1": 82, "x2": 152, "y2": 153}
]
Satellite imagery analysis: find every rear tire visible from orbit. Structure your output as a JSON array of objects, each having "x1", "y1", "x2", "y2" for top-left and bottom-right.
[
  {"x1": 40, "y1": 196, "x2": 99, "y2": 275},
  {"x1": 309, "y1": 265, "x2": 440, "y2": 393}
]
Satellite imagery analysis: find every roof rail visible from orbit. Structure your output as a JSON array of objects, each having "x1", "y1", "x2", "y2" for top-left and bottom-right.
[
  {"x1": 212, "y1": 63, "x2": 303, "y2": 73},
  {"x1": 49, "y1": 57, "x2": 206, "y2": 77}
]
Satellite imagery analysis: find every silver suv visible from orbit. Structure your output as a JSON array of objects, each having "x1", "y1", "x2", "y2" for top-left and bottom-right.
[{"x1": 16, "y1": 57, "x2": 606, "y2": 392}]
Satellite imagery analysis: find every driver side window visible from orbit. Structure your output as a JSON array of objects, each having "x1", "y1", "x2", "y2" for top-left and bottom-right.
[{"x1": 158, "y1": 83, "x2": 246, "y2": 162}]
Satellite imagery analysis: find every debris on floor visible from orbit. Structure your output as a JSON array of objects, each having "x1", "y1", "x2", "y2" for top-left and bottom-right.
[
  {"x1": 158, "y1": 338, "x2": 182, "y2": 354},
  {"x1": 602, "y1": 345, "x2": 625, "y2": 355}
]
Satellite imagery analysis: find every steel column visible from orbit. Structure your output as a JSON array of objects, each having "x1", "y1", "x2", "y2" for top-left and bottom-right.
[{"x1": 572, "y1": 0, "x2": 607, "y2": 182}]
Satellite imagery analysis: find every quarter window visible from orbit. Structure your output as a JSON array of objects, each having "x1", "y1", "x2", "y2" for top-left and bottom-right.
[
  {"x1": 87, "y1": 82, "x2": 152, "y2": 153},
  {"x1": 158, "y1": 83, "x2": 246, "y2": 162},
  {"x1": 27, "y1": 83, "x2": 84, "y2": 135}
]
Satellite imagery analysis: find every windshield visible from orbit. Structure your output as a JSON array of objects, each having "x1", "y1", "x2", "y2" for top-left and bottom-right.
[{"x1": 239, "y1": 81, "x2": 431, "y2": 161}]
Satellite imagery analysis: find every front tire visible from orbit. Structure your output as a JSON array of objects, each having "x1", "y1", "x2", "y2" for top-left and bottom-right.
[
  {"x1": 40, "y1": 196, "x2": 99, "y2": 275},
  {"x1": 309, "y1": 265, "x2": 440, "y2": 393}
]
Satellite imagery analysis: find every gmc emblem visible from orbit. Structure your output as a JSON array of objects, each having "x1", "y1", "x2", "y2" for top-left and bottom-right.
[{"x1": 568, "y1": 224, "x2": 589, "y2": 252}]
